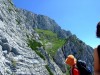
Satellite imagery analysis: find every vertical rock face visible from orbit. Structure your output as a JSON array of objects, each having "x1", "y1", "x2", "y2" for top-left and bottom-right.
[
  {"x1": 0, "y1": 0, "x2": 93, "y2": 75},
  {"x1": 16, "y1": 8, "x2": 72, "y2": 38}
]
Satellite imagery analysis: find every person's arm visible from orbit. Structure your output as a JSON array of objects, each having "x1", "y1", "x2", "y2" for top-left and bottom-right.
[
  {"x1": 94, "y1": 48, "x2": 100, "y2": 75},
  {"x1": 73, "y1": 68, "x2": 80, "y2": 75}
]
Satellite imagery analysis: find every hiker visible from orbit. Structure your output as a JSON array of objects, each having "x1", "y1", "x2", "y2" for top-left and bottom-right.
[
  {"x1": 65, "y1": 55, "x2": 80, "y2": 75},
  {"x1": 94, "y1": 22, "x2": 100, "y2": 75},
  {"x1": 65, "y1": 55, "x2": 92, "y2": 75}
]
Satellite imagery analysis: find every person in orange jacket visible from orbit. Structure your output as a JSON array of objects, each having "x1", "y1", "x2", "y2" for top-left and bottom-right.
[{"x1": 65, "y1": 55, "x2": 80, "y2": 75}]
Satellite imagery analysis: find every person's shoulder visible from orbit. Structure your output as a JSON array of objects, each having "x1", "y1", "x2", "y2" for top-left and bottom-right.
[
  {"x1": 94, "y1": 48, "x2": 98, "y2": 57},
  {"x1": 94, "y1": 47, "x2": 98, "y2": 54},
  {"x1": 94, "y1": 47, "x2": 98, "y2": 62},
  {"x1": 94, "y1": 47, "x2": 98, "y2": 50},
  {"x1": 94, "y1": 46, "x2": 100, "y2": 72},
  {"x1": 94, "y1": 47, "x2": 97, "y2": 50}
]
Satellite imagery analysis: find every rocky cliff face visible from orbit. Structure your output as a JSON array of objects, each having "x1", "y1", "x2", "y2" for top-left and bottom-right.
[
  {"x1": 0, "y1": 0, "x2": 93, "y2": 75},
  {"x1": 16, "y1": 8, "x2": 72, "y2": 39},
  {"x1": 0, "y1": 0, "x2": 64, "y2": 75},
  {"x1": 54, "y1": 35, "x2": 93, "y2": 73}
]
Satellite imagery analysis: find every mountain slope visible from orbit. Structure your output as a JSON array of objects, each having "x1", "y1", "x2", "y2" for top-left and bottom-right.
[
  {"x1": 0, "y1": 0, "x2": 64, "y2": 75},
  {"x1": 54, "y1": 35, "x2": 93, "y2": 73},
  {"x1": 0, "y1": 0, "x2": 93, "y2": 75}
]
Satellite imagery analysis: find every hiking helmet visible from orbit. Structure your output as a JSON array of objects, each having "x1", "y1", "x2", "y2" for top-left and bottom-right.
[{"x1": 65, "y1": 55, "x2": 76, "y2": 66}]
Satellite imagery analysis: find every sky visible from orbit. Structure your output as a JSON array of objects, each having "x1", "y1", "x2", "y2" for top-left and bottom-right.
[{"x1": 12, "y1": 0, "x2": 100, "y2": 48}]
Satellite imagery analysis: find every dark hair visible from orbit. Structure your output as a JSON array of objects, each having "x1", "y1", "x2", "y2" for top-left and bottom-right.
[
  {"x1": 97, "y1": 22, "x2": 100, "y2": 63},
  {"x1": 96, "y1": 22, "x2": 100, "y2": 38}
]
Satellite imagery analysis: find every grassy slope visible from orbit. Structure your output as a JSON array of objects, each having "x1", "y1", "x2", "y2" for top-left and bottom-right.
[
  {"x1": 35, "y1": 29, "x2": 66, "y2": 57},
  {"x1": 27, "y1": 38, "x2": 45, "y2": 60}
]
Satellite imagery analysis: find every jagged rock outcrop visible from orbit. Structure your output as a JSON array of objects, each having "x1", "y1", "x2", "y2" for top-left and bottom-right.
[
  {"x1": 38, "y1": 47, "x2": 63, "y2": 75},
  {"x1": 16, "y1": 8, "x2": 72, "y2": 38},
  {"x1": 54, "y1": 48, "x2": 67, "y2": 73}
]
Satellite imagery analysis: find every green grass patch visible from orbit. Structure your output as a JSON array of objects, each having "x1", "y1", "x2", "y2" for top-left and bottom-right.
[
  {"x1": 28, "y1": 39, "x2": 42, "y2": 50},
  {"x1": 66, "y1": 65, "x2": 70, "y2": 75},
  {"x1": 8, "y1": 7, "x2": 12, "y2": 12},
  {"x1": 11, "y1": 59, "x2": 17, "y2": 68},
  {"x1": 35, "y1": 29, "x2": 66, "y2": 57},
  {"x1": 15, "y1": 19, "x2": 21, "y2": 25},
  {"x1": 45, "y1": 65, "x2": 54, "y2": 75},
  {"x1": 27, "y1": 38, "x2": 45, "y2": 60},
  {"x1": 8, "y1": 0, "x2": 14, "y2": 6},
  {"x1": 36, "y1": 29, "x2": 57, "y2": 38},
  {"x1": 3, "y1": 1, "x2": 6, "y2": 5}
]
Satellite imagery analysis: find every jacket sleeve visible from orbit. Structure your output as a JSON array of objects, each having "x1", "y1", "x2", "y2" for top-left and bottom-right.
[{"x1": 73, "y1": 68, "x2": 80, "y2": 75}]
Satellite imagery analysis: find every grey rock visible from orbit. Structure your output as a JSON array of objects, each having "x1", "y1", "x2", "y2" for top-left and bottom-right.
[
  {"x1": 1, "y1": 37, "x2": 8, "y2": 43},
  {"x1": 11, "y1": 47, "x2": 20, "y2": 55},
  {"x1": 54, "y1": 48, "x2": 66, "y2": 73},
  {"x1": 38, "y1": 47, "x2": 64, "y2": 75},
  {"x1": 2, "y1": 50, "x2": 7, "y2": 57},
  {"x1": 17, "y1": 9, "x2": 72, "y2": 39},
  {"x1": 2, "y1": 43, "x2": 11, "y2": 53},
  {"x1": 0, "y1": 15, "x2": 3, "y2": 22},
  {"x1": 0, "y1": 40, "x2": 3, "y2": 46}
]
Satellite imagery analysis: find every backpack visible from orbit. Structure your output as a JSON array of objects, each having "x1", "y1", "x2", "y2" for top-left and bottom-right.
[{"x1": 76, "y1": 60, "x2": 92, "y2": 75}]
